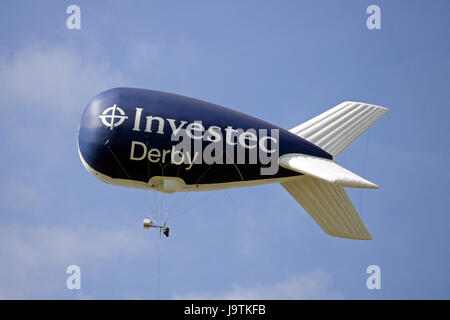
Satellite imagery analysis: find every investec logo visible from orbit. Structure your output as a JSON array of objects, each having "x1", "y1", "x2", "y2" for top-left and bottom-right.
[{"x1": 99, "y1": 104, "x2": 128, "y2": 130}]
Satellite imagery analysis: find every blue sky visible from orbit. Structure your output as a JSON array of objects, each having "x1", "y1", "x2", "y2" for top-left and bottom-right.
[{"x1": 0, "y1": 0, "x2": 449, "y2": 299}]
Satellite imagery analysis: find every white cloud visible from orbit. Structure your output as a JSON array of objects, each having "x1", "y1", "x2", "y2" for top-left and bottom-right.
[
  {"x1": 0, "y1": 224, "x2": 152, "y2": 299},
  {"x1": 234, "y1": 216, "x2": 261, "y2": 257},
  {"x1": 0, "y1": 43, "x2": 130, "y2": 192},
  {"x1": 129, "y1": 40, "x2": 161, "y2": 70},
  {"x1": 0, "y1": 44, "x2": 127, "y2": 118},
  {"x1": 3, "y1": 182, "x2": 40, "y2": 210},
  {"x1": 173, "y1": 269, "x2": 343, "y2": 300}
]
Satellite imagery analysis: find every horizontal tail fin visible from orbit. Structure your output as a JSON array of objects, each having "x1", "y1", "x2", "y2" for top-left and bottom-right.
[
  {"x1": 289, "y1": 101, "x2": 389, "y2": 157},
  {"x1": 281, "y1": 176, "x2": 372, "y2": 240},
  {"x1": 279, "y1": 153, "x2": 378, "y2": 189}
]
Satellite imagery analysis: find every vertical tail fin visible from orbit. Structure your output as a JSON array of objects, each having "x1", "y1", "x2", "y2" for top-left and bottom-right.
[
  {"x1": 281, "y1": 176, "x2": 372, "y2": 240},
  {"x1": 289, "y1": 101, "x2": 389, "y2": 157}
]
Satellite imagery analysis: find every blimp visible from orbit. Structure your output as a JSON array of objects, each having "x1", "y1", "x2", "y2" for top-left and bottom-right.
[{"x1": 78, "y1": 87, "x2": 388, "y2": 240}]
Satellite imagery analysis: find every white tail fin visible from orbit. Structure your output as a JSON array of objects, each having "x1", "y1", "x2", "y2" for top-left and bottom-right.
[
  {"x1": 289, "y1": 101, "x2": 389, "y2": 157},
  {"x1": 279, "y1": 153, "x2": 378, "y2": 189},
  {"x1": 281, "y1": 176, "x2": 372, "y2": 240},
  {"x1": 281, "y1": 101, "x2": 388, "y2": 239}
]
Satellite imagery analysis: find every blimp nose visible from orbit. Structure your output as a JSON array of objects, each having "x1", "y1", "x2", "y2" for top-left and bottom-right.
[
  {"x1": 77, "y1": 89, "x2": 127, "y2": 181},
  {"x1": 78, "y1": 101, "x2": 108, "y2": 177}
]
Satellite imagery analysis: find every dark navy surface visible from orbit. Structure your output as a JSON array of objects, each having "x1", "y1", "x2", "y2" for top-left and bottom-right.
[{"x1": 78, "y1": 87, "x2": 332, "y2": 185}]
